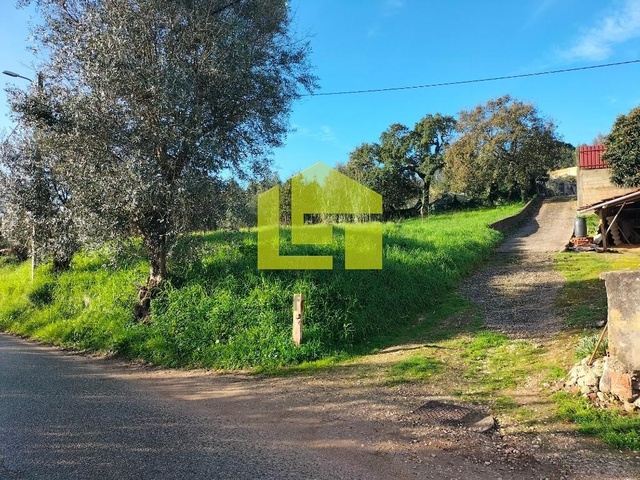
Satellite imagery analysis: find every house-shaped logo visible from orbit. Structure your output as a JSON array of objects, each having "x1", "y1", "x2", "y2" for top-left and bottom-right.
[{"x1": 258, "y1": 162, "x2": 383, "y2": 270}]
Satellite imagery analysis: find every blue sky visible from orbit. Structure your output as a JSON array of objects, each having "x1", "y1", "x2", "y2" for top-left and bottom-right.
[{"x1": 2, "y1": 0, "x2": 640, "y2": 179}]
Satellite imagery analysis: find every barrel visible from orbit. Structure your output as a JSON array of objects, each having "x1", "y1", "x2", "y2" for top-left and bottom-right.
[{"x1": 574, "y1": 217, "x2": 587, "y2": 237}]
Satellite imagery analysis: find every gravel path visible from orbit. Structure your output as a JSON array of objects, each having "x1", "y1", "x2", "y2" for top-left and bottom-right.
[{"x1": 461, "y1": 198, "x2": 576, "y2": 337}]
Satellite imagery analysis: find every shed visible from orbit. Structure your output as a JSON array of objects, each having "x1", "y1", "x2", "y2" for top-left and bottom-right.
[{"x1": 577, "y1": 188, "x2": 640, "y2": 249}]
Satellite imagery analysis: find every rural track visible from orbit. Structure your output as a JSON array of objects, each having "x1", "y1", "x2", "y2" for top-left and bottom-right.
[
  {"x1": 3, "y1": 329, "x2": 639, "y2": 479},
  {"x1": 461, "y1": 197, "x2": 576, "y2": 337}
]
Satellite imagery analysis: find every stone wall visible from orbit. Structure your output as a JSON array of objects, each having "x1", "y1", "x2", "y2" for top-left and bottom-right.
[{"x1": 577, "y1": 168, "x2": 637, "y2": 208}]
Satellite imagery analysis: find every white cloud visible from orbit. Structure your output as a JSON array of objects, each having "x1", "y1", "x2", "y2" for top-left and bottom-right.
[
  {"x1": 533, "y1": 0, "x2": 558, "y2": 18},
  {"x1": 381, "y1": 0, "x2": 404, "y2": 18},
  {"x1": 292, "y1": 124, "x2": 336, "y2": 143},
  {"x1": 319, "y1": 125, "x2": 336, "y2": 142},
  {"x1": 365, "y1": 0, "x2": 405, "y2": 37},
  {"x1": 561, "y1": 0, "x2": 640, "y2": 61}
]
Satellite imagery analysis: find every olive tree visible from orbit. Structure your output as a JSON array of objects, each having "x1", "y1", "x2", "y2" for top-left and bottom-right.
[
  {"x1": 13, "y1": 0, "x2": 315, "y2": 303},
  {"x1": 0, "y1": 130, "x2": 78, "y2": 271}
]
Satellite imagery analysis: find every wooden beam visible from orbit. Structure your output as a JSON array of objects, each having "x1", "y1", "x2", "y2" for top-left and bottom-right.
[
  {"x1": 292, "y1": 293, "x2": 303, "y2": 346},
  {"x1": 604, "y1": 202, "x2": 627, "y2": 236},
  {"x1": 587, "y1": 323, "x2": 608, "y2": 366},
  {"x1": 598, "y1": 208, "x2": 608, "y2": 250},
  {"x1": 604, "y1": 202, "x2": 632, "y2": 245}
]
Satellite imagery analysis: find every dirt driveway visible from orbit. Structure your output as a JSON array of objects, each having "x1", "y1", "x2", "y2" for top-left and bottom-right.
[{"x1": 461, "y1": 197, "x2": 576, "y2": 337}]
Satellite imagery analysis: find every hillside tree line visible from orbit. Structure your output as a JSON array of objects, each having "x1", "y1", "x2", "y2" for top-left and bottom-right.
[{"x1": 340, "y1": 95, "x2": 575, "y2": 219}]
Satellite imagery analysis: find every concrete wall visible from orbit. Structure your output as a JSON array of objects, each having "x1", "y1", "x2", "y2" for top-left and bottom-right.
[
  {"x1": 489, "y1": 197, "x2": 542, "y2": 233},
  {"x1": 577, "y1": 168, "x2": 637, "y2": 208},
  {"x1": 600, "y1": 271, "x2": 640, "y2": 401},
  {"x1": 549, "y1": 166, "x2": 577, "y2": 179}
]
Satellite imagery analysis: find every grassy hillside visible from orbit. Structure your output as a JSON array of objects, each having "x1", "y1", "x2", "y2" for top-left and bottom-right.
[{"x1": 0, "y1": 203, "x2": 523, "y2": 369}]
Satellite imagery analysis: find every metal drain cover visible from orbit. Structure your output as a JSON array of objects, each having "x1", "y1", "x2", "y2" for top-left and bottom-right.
[{"x1": 413, "y1": 400, "x2": 494, "y2": 431}]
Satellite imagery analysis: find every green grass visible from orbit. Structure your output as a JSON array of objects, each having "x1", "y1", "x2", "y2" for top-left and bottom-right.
[
  {"x1": 578, "y1": 213, "x2": 601, "y2": 237},
  {"x1": 0, "y1": 203, "x2": 523, "y2": 369},
  {"x1": 0, "y1": 251, "x2": 148, "y2": 352},
  {"x1": 555, "y1": 392, "x2": 640, "y2": 450},
  {"x1": 450, "y1": 332, "x2": 548, "y2": 403},
  {"x1": 555, "y1": 251, "x2": 640, "y2": 328},
  {"x1": 386, "y1": 355, "x2": 443, "y2": 385},
  {"x1": 574, "y1": 333, "x2": 608, "y2": 360}
]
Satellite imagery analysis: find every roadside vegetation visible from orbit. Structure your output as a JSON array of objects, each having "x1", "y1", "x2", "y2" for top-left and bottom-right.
[
  {"x1": 0, "y1": 203, "x2": 522, "y2": 369},
  {"x1": 554, "y1": 392, "x2": 640, "y2": 450}
]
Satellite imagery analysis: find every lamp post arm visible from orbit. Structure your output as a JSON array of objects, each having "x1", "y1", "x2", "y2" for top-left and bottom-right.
[{"x1": 2, "y1": 70, "x2": 34, "y2": 83}]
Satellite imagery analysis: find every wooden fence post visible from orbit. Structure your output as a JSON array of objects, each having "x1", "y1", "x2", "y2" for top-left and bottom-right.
[{"x1": 292, "y1": 293, "x2": 303, "y2": 346}]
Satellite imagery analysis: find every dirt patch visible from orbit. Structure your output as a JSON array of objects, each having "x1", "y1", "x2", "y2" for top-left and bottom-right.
[{"x1": 95, "y1": 350, "x2": 638, "y2": 480}]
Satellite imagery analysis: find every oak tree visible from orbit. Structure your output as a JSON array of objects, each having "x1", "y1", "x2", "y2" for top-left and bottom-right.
[
  {"x1": 344, "y1": 138, "x2": 418, "y2": 218},
  {"x1": 406, "y1": 114, "x2": 456, "y2": 215},
  {"x1": 445, "y1": 95, "x2": 561, "y2": 201}
]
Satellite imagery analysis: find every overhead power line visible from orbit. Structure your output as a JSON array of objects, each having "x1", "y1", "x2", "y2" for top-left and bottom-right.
[{"x1": 303, "y1": 59, "x2": 640, "y2": 97}]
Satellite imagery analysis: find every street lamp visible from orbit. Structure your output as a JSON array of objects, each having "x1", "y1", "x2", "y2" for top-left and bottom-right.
[
  {"x1": 3, "y1": 70, "x2": 43, "y2": 90},
  {"x1": 3, "y1": 69, "x2": 42, "y2": 281},
  {"x1": 2, "y1": 70, "x2": 33, "y2": 83}
]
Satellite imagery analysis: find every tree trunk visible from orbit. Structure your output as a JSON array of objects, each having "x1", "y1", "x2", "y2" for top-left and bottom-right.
[
  {"x1": 148, "y1": 244, "x2": 167, "y2": 289},
  {"x1": 52, "y1": 255, "x2": 72, "y2": 272},
  {"x1": 488, "y1": 183, "x2": 499, "y2": 203},
  {"x1": 419, "y1": 180, "x2": 431, "y2": 217},
  {"x1": 135, "y1": 234, "x2": 167, "y2": 321}
]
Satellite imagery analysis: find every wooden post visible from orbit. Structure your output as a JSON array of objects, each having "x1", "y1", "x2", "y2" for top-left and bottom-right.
[
  {"x1": 587, "y1": 323, "x2": 608, "y2": 366},
  {"x1": 598, "y1": 208, "x2": 608, "y2": 250},
  {"x1": 292, "y1": 293, "x2": 303, "y2": 346}
]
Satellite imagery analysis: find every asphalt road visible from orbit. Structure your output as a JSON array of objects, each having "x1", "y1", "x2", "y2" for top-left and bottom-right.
[{"x1": 0, "y1": 333, "x2": 329, "y2": 480}]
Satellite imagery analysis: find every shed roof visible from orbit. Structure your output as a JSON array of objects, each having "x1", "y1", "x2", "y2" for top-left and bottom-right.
[{"x1": 577, "y1": 187, "x2": 640, "y2": 214}]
